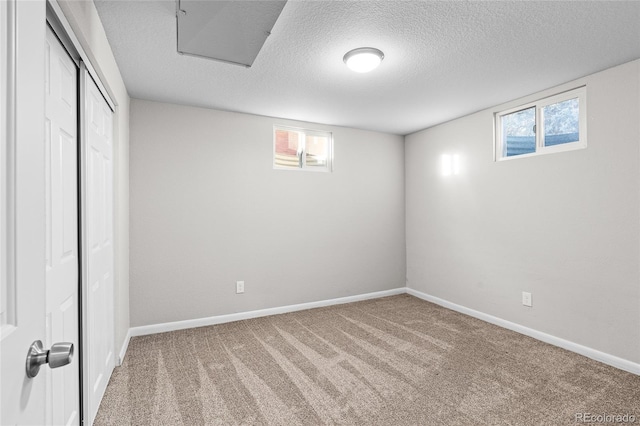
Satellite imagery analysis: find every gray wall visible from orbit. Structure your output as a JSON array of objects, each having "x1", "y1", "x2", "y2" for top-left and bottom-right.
[
  {"x1": 406, "y1": 60, "x2": 640, "y2": 363},
  {"x1": 130, "y1": 99, "x2": 406, "y2": 327}
]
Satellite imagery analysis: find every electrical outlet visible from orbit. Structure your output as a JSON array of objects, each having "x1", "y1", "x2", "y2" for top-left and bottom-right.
[
  {"x1": 522, "y1": 291, "x2": 532, "y2": 307},
  {"x1": 236, "y1": 281, "x2": 244, "y2": 294}
]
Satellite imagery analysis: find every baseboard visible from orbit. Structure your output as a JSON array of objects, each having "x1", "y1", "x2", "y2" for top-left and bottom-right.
[
  {"x1": 128, "y1": 287, "x2": 406, "y2": 339},
  {"x1": 117, "y1": 328, "x2": 131, "y2": 366},
  {"x1": 406, "y1": 288, "x2": 640, "y2": 376}
]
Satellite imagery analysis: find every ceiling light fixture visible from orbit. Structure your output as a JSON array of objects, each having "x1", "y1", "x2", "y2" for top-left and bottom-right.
[{"x1": 343, "y1": 47, "x2": 384, "y2": 73}]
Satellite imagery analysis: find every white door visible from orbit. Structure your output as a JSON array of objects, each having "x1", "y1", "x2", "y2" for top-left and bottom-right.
[
  {"x1": 45, "y1": 25, "x2": 80, "y2": 425},
  {"x1": 1, "y1": 1, "x2": 48, "y2": 424},
  {"x1": 81, "y1": 68, "x2": 115, "y2": 425}
]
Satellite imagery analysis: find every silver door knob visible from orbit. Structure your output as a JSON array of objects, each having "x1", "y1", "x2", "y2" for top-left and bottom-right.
[{"x1": 25, "y1": 340, "x2": 74, "y2": 378}]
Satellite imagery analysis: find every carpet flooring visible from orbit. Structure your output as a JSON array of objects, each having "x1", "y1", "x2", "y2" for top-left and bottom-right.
[{"x1": 95, "y1": 295, "x2": 640, "y2": 425}]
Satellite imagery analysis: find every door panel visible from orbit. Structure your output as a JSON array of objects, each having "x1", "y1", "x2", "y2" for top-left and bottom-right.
[
  {"x1": 82, "y1": 68, "x2": 115, "y2": 425},
  {"x1": 0, "y1": 1, "x2": 47, "y2": 423},
  {"x1": 44, "y1": 24, "x2": 79, "y2": 426}
]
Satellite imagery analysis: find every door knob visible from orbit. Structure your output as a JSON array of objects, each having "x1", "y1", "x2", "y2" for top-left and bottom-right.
[{"x1": 25, "y1": 340, "x2": 74, "y2": 378}]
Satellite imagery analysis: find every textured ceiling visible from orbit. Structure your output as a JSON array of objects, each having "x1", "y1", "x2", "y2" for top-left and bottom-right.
[{"x1": 94, "y1": 0, "x2": 640, "y2": 135}]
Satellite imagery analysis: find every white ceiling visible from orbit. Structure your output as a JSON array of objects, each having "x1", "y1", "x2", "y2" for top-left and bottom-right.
[{"x1": 94, "y1": 0, "x2": 640, "y2": 136}]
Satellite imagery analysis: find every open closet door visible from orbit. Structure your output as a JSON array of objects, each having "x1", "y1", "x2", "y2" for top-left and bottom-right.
[{"x1": 80, "y1": 64, "x2": 115, "y2": 425}]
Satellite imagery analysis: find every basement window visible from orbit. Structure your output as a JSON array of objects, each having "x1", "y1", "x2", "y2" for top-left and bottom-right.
[
  {"x1": 495, "y1": 86, "x2": 587, "y2": 160},
  {"x1": 273, "y1": 126, "x2": 332, "y2": 172}
]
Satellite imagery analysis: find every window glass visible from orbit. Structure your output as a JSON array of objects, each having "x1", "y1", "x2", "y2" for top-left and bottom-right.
[
  {"x1": 495, "y1": 87, "x2": 586, "y2": 161},
  {"x1": 274, "y1": 129, "x2": 300, "y2": 169},
  {"x1": 274, "y1": 126, "x2": 332, "y2": 172},
  {"x1": 543, "y1": 98, "x2": 579, "y2": 147},
  {"x1": 502, "y1": 107, "x2": 536, "y2": 157},
  {"x1": 305, "y1": 134, "x2": 329, "y2": 168}
]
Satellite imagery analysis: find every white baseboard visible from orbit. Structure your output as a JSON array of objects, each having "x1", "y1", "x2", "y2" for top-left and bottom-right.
[
  {"x1": 128, "y1": 287, "x2": 406, "y2": 338},
  {"x1": 117, "y1": 328, "x2": 131, "y2": 366},
  {"x1": 406, "y1": 288, "x2": 640, "y2": 376}
]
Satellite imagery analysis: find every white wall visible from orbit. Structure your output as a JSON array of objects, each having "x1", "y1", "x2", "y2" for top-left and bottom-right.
[
  {"x1": 129, "y1": 99, "x2": 405, "y2": 327},
  {"x1": 58, "y1": 0, "x2": 130, "y2": 357},
  {"x1": 406, "y1": 60, "x2": 640, "y2": 364}
]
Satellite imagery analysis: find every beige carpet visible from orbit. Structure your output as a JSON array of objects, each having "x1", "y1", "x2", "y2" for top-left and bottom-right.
[{"x1": 95, "y1": 295, "x2": 640, "y2": 425}]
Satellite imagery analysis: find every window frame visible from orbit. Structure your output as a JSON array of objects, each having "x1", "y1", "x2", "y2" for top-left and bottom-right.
[
  {"x1": 494, "y1": 86, "x2": 587, "y2": 161},
  {"x1": 273, "y1": 125, "x2": 333, "y2": 172}
]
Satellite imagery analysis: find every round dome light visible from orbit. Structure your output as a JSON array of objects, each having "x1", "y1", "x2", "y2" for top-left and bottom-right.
[{"x1": 343, "y1": 47, "x2": 384, "y2": 73}]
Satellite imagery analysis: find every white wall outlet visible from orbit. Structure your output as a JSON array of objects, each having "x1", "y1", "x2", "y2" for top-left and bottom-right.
[
  {"x1": 236, "y1": 280, "x2": 244, "y2": 294},
  {"x1": 522, "y1": 291, "x2": 532, "y2": 307}
]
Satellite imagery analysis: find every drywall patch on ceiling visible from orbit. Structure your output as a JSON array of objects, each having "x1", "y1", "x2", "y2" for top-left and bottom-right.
[{"x1": 94, "y1": 0, "x2": 640, "y2": 135}]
